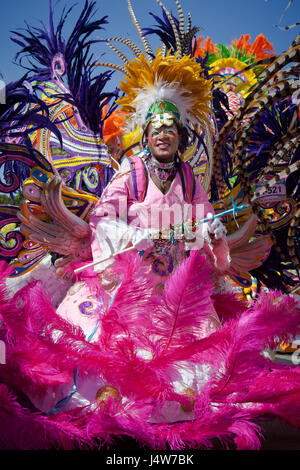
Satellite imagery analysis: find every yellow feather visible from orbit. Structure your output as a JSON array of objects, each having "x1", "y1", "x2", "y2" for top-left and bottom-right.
[{"x1": 116, "y1": 49, "x2": 213, "y2": 127}]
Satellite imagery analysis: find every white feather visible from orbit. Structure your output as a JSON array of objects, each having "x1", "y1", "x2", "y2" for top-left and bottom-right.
[{"x1": 132, "y1": 77, "x2": 196, "y2": 128}]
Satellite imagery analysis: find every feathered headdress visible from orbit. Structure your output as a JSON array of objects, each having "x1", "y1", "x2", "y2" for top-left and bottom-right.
[
  {"x1": 117, "y1": 50, "x2": 212, "y2": 131},
  {"x1": 96, "y1": 0, "x2": 212, "y2": 134}
]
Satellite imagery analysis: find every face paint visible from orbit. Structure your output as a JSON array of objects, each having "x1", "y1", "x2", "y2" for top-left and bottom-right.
[
  {"x1": 150, "y1": 125, "x2": 179, "y2": 139},
  {"x1": 147, "y1": 124, "x2": 180, "y2": 162}
]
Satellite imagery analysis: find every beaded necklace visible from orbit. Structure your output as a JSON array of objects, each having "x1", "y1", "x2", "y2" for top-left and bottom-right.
[{"x1": 147, "y1": 155, "x2": 177, "y2": 180}]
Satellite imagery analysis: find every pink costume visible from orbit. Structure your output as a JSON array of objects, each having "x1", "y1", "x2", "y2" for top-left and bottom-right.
[
  {"x1": 57, "y1": 157, "x2": 229, "y2": 341},
  {"x1": 1, "y1": 0, "x2": 300, "y2": 451},
  {"x1": 39, "y1": 157, "x2": 230, "y2": 421}
]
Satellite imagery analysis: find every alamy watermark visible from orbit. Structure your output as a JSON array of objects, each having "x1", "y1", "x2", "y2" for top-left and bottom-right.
[
  {"x1": 291, "y1": 340, "x2": 300, "y2": 366},
  {"x1": 0, "y1": 80, "x2": 6, "y2": 105},
  {"x1": 93, "y1": 197, "x2": 208, "y2": 250},
  {"x1": 291, "y1": 79, "x2": 300, "y2": 106},
  {"x1": 0, "y1": 340, "x2": 5, "y2": 365}
]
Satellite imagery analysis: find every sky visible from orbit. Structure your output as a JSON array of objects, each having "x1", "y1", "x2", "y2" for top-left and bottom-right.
[{"x1": 0, "y1": 0, "x2": 299, "y2": 90}]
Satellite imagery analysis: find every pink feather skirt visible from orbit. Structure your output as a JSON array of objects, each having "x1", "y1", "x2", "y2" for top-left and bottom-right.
[{"x1": 0, "y1": 250, "x2": 299, "y2": 451}]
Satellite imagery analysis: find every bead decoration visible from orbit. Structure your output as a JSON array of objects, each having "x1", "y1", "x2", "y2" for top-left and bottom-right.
[
  {"x1": 96, "y1": 385, "x2": 120, "y2": 407},
  {"x1": 147, "y1": 156, "x2": 177, "y2": 181}
]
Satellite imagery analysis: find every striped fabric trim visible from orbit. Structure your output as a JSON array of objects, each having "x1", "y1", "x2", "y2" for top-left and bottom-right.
[
  {"x1": 178, "y1": 161, "x2": 196, "y2": 203},
  {"x1": 127, "y1": 155, "x2": 195, "y2": 203},
  {"x1": 128, "y1": 155, "x2": 149, "y2": 202}
]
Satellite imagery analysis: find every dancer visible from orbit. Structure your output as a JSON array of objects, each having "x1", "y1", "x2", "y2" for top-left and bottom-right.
[{"x1": 0, "y1": 0, "x2": 299, "y2": 451}]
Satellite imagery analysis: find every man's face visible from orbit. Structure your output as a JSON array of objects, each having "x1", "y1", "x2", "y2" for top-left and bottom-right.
[{"x1": 146, "y1": 122, "x2": 180, "y2": 162}]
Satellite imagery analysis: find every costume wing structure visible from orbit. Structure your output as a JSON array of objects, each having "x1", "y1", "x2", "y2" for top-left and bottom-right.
[
  {"x1": 0, "y1": 142, "x2": 98, "y2": 277},
  {"x1": 212, "y1": 33, "x2": 300, "y2": 293},
  {"x1": 183, "y1": 28, "x2": 300, "y2": 293},
  {"x1": 0, "y1": 0, "x2": 121, "y2": 277},
  {"x1": 226, "y1": 213, "x2": 273, "y2": 288},
  {"x1": 0, "y1": 143, "x2": 53, "y2": 276},
  {"x1": 10, "y1": 0, "x2": 119, "y2": 197},
  {"x1": 0, "y1": 79, "x2": 58, "y2": 275},
  {"x1": 191, "y1": 30, "x2": 299, "y2": 293},
  {"x1": 19, "y1": 176, "x2": 94, "y2": 254},
  {"x1": 0, "y1": 205, "x2": 26, "y2": 263}
]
